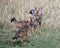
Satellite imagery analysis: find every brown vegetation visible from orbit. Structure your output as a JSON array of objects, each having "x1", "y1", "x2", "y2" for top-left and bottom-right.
[{"x1": 0, "y1": 0, "x2": 60, "y2": 30}]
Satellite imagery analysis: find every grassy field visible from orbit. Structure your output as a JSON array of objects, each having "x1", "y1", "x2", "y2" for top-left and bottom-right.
[
  {"x1": 0, "y1": 0, "x2": 60, "y2": 48},
  {"x1": 0, "y1": 28, "x2": 60, "y2": 48}
]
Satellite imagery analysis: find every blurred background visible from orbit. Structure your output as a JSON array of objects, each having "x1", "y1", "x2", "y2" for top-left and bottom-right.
[
  {"x1": 0, "y1": 0, "x2": 60, "y2": 30},
  {"x1": 0, "y1": 0, "x2": 60, "y2": 48}
]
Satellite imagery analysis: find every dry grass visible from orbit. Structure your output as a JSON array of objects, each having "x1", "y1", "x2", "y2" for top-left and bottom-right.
[{"x1": 0, "y1": 0, "x2": 60, "y2": 30}]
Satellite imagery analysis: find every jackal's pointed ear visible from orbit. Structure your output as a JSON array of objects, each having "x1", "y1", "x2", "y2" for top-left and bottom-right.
[
  {"x1": 11, "y1": 17, "x2": 17, "y2": 23},
  {"x1": 29, "y1": 10, "x2": 32, "y2": 14}
]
